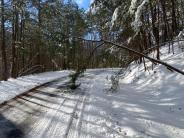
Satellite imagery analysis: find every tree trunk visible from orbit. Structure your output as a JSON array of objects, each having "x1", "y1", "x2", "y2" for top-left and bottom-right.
[
  {"x1": 11, "y1": 2, "x2": 19, "y2": 78},
  {"x1": 149, "y1": 1, "x2": 160, "y2": 59},
  {"x1": 0, "y1": 0, "x2": 8, "y2": 80},
  {"x1": 171, "y1": 0, "x2": 178, "y2": 34}
]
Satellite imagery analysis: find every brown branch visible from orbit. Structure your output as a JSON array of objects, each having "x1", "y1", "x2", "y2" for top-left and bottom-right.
[
  {"x1": 71, "y1": 36, "x2": 184, "y2": 75},
  {"x1": 18, "y1": 65, "x2": 43, "y2": 77},
  {"x1": 103, "y1": 40, "x2": 184, "y2": 75}
]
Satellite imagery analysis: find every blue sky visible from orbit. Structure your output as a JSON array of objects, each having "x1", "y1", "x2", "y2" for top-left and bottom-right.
[{"x1": 74, "y1": 0, "x2": 91, "y2": 10}]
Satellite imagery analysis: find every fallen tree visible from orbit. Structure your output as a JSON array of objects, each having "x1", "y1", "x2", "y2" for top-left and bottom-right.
[
  {"x1": 102, "y1": 40, "x2": 184, "y2": 75},
  {"x1": 73, "y1": 36, "x2": 184, "y2": 75}
]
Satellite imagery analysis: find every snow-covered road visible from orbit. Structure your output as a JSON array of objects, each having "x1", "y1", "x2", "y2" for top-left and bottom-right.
[
  {"x1": 0, "y1": 69, "x2": 184, "y2": 138},
  {"x1": 0, "y1": 76, "x2": 85, "y2": 138}
]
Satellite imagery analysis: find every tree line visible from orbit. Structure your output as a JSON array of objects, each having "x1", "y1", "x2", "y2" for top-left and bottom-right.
[
  {"x1": 89, "y1": 0, "x2": 184, "y2": 68},
  {"x1": 1, "y1": 0, "x2": 184, "y2": 81}
]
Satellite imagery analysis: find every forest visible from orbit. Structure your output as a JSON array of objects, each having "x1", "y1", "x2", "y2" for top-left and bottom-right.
[
  {"x1": 0, "y1": 0, "x2": 184, "y2": 138},
  {"x1": 0, "y1": 0, "x2": 184, "y2": 81}
]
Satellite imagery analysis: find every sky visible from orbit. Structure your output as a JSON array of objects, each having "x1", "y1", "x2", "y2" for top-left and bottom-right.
[{"x1": 74, "y1": 0, "x2": 92, "y2": 10}]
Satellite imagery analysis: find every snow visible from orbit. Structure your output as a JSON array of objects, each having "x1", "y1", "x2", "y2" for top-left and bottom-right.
[
  {"x1": 177, "y1": 30, "x2": 184, "y2": 39},
  {"x1": 130, "y1": 0, "x2": 149, "y2": 32},
  {"x1": 121, "y1": 42, "x2": 184, "y2": 84},
  {"x1": 0, "y1": 42, "x2": 184, "y2": 137},
  {"x1": 111, "y1": 7, "x2": 119, "y2": 28},
  {"x1": 68, "y1": 42, "x2": 184, "y2": 137},
  {"x1": 75, "y1": 70, "x2": 183, "y2": 138},
  {"x1": 117, "y1": 42, "x2": 184, "y2": 137},
  {"x1": 129, "y1": 0, "x2": 138, "y2": 14},
  {"x1": 0, "y1": 71, "x2": 70, "y2": 105},
  {"x1": 90, "y1": 4, "x2": 97, "y2": 14},
  {"x1": 132, "y1": 0, "x2": 149, "y2": 31}
]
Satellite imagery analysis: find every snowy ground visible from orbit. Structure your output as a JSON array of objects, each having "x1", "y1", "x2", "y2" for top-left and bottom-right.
[
  {"x1": 0, "y1": 69, "x2": 183, "y2": 137},
  {"x1": 0, "y1": 71, "x2": 70, "y2": 104},
  {"x1": 73, "y1": 67, "x2": 184, "y2": 138},
  {"x1": 0, "y1": 42, "x2": 184, "y2": 138},
  {"x1": 116, "y1": 42, "x2": 184, "y2": 137}
]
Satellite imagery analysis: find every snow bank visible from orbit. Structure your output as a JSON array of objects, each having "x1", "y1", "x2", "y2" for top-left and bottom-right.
[
  {"x1": 0, "y1": 71, "x2": 70, "y2": 104},
  {"x1": 76, "y1": 64, "x2": 184, "y2": 137},
  {"x1": 78, "y1": 42, "x2": 184, "y2": 138},
  {"x1": 114, "y1": 41, "x2": 184, "y2": 137},
  {"x1": 121, "y1": 42, "x2": 184, "y2": 84}
]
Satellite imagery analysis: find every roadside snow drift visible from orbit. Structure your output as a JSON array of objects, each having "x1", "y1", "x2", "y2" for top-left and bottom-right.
[
  {"x1": 116, "y1": 42, "x2": 184, "y2": 137},
  {"x1": 70, "y1": 43, "x2": 184, "y2": 138},
  {"x1": 0, "y1": 71, "x2": 70, "y2": 104}
]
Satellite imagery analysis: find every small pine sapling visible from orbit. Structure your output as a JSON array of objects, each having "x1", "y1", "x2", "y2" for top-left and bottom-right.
[
  {"x1": 110, "y1": 75, "x2": 119, "y2": 92},
  {"x1": 69, "y1": 68, "x2": 85, "y2": 90}
]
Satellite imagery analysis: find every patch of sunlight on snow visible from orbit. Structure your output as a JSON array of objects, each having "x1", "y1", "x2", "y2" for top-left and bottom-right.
[
  {"x1": 124, "y1": 107, "x2": 148, "y2": 113},
  {"x1": 158, "y1": 103, "x2": 175, "y2": 106}
]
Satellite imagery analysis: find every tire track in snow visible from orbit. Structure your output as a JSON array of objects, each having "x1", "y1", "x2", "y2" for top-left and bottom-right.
[
  {"x1": 66, "y1": 73, "x2": 101, "y2": 138},
  {"x1": 24, "y1": 97, "x2": 67, "y2": 138},
  {"x1": 22, "y1": 78, "x2": 71, "y2": 138},
  {"x1": 67, "y1": 92, "x2": 89, "y2": 138},
  {"x1": 0, "y1": 77, "x2": 71, "y2": 138},
  {"x1": 63, "y1": 93, "x2": 82, "y2": 138}
]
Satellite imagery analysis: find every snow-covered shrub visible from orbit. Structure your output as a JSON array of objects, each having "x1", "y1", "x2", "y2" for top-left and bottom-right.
[
  {"x1": 110, "y1": 75, "x2": 119, "y2": 92},
  {"x1": 178, "y1": 30, "x2": 184, "y2": 39},
  {"x1": 69, "y1": 69, "x2": 84, "y2": 90},
  {"x1": 177, "y1": 30, "x2": 184, "y2": 51},
  {"x1": 111, "y1": 7, "x2": 120, "y2": 28}
]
